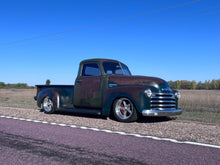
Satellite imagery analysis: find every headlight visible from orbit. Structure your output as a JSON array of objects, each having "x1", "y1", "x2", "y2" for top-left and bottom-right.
[
  {"x1": 175, "y1": 91, "x2": 181, "y2": 99},
  {"x1": 144, "y1": 88, "x2": 152, "y2": 98}
]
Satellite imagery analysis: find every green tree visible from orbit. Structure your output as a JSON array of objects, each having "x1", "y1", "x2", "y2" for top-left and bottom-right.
[
  {"x1": 205, "y1": 80, "x2": 209, "y2": 90},
  {"x1": 168, "y1": 81, "x2": 175, "y2": 89},
  {"x1": 180, "y1": 80, "x2": 192, "y2": 89},
  {"x1": 0, "y1": 82, "x2": 6, "y2": 88},
  {"x1": 208, "y1": 80, "x2": 211, "y2": 89},
  {"x1": 46, "y1": 79, "x2": 51, "y2": 85},
  {"x1": 217, "y1": 79, "x2": 220, "y2": 89},
  {"x1": 197, "y1": 81, "x2": 202, "y2": 89},
  {"x1": 211, "y1": 79, "x2": 217, "y2": 89},
  {"x1": 175, "y1": 80, "x2": 181, "y2": 89},
  {"x1": 191, "y1": 80, "x2": 196, "y2": 89}
]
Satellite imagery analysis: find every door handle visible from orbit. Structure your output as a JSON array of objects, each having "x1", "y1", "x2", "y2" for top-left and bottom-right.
[{"x1": 76, "y1": 80, "x2": 82, "y2": 84}]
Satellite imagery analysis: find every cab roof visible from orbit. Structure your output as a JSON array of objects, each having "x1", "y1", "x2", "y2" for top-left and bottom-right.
[{"x1": 80, "y1": 58, "x2": 120, "y2": 64}]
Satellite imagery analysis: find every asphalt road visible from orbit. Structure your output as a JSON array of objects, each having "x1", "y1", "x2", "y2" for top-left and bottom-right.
[{"x1": 0, "y1": 117, "x2": 219, "y2": 165}]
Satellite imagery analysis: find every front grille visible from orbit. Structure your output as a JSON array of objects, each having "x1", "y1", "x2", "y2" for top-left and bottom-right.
[{"x1": 151, "y1": 93, "x2": 176, "y2": 110}]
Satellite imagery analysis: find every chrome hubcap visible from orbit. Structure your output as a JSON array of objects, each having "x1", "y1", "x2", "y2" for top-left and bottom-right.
[
  {"x1": 43, "y1": 97, "x2": 53, "y2": 112},
  {"x1": 115, "y1": 98, "x2": 133, "y2": 120}
]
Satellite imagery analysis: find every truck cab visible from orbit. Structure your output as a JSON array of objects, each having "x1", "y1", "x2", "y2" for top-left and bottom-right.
[
  {"x1": 73, "y1": 59, "x2": 131, "y2": 108},
  {"x1": 35, "y1": 58, "x2": 182, "y2": 122}
]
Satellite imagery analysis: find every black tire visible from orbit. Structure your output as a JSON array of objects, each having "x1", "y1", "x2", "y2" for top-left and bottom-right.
[
  {"x1": 42, "y1": 96, "x2": 56, "y2": 114},
  {"x1": 112, "y1": 98, "x2": 138, "y2": 122}
]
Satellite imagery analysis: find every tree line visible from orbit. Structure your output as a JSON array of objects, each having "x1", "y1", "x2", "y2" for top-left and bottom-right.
[
  {"x1": 0, "y1": 82, "x2": 34, "y2": 89},
  {"x1": 168, "y1": 79, "x2": 220, "y2": 90},
  {"x1": 0, "y1": 79, "x2": 50, "y2": 89}
]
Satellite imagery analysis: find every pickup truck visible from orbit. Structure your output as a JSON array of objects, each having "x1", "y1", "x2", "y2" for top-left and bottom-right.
[{"x1": 34, "y1": 58, "x2": 182, "y2": 122}]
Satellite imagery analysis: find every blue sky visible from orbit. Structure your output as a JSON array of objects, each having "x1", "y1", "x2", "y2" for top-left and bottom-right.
[{"x1": 0, "y1": 0, "x2": 219, "y2": 86}]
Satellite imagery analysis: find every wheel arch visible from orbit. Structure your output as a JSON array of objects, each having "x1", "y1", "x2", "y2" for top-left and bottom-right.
[
  {"x1": 37, "y1": 89, "x2": 60, "y2": 110},
  {"x1": 102, "y1": 89, "x2": 143, "y2": 117}
]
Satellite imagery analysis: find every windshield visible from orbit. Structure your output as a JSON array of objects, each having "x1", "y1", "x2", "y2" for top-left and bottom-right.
[{"x1": 102, "y1": 62, "x2": 131, "y2": 76}]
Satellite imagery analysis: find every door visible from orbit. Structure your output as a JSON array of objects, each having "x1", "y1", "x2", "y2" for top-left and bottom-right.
[{"x1": 74, "y1": 63, "x2": 102, "y2": 108}]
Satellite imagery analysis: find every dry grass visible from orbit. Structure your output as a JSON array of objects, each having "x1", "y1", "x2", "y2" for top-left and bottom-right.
[
  {"x1": 179, "y1": 90, "x2": 220, "y2": 113},
  {"x1": 178, "y1": 90, "x2": 220, "y2": 123},
  {"x1": 0, "y1": 89, "x2": 219, "y2": 124},
  {"x1": 0, "y1": 89, "x2": 37, "y2": 109}
]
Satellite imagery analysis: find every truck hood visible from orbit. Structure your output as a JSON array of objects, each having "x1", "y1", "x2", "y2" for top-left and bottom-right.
[{"x1": 108, "y1": 75, "x2": 170, "y2": 91}]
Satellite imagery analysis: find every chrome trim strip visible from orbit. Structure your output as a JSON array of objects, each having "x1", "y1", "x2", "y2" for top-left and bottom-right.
[
  {"x1": 57, "y1": 95, "x2": 60, "y2": 109},
  {"x1": 108, "y1": 83, "x2": 118, "y2": 88},
  {"x1": 153, "y1": 93, "x2": 174, "y2": 96},
  {"x1": 151, "y1": 104, "x2": 176, "y2": 107},
  {"x1": 151, "y1": 100, "x2": 176, "y2": 103},
  {"x1": 142, "y1": 109, "x2": 182, "y2": 116},
  {"x1": 151, "y1": 96, "x2": 175, "y2": 99},
  {"x1": 151, "y1": 108, "x2": 176, "y2": 111}
]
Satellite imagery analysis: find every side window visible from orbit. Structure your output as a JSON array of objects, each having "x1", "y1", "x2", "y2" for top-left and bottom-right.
[{"x1": 82, "y1": 63, "x2": 101, "y2": 77}]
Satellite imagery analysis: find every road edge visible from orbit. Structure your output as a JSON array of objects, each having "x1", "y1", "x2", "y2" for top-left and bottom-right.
[{"x1": 1, "y1": 115, "x2": 220, "y2": 149}]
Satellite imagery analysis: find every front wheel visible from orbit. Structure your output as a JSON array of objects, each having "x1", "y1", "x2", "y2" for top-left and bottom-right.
[
  {"x1": 112, "y1": 98, "x2": 138, "y2": 122},
  {"x1": 42, "y1": 96, "x2": 55, "y2": 114}
]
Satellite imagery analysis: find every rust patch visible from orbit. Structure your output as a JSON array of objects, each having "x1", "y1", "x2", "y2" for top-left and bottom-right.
[{"x1": 109, "y1": 75, "x2": 166, "y2": 86}]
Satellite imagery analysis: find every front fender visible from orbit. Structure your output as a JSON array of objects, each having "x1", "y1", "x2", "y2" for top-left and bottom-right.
[{"x1": 102, "y1": 86, "x2": 149, "y2": 116}]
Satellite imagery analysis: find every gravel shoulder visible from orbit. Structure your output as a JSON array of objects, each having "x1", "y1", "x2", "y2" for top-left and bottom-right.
[{"x1": 0, "y1": 106, "x2": 219, "y2": 146}]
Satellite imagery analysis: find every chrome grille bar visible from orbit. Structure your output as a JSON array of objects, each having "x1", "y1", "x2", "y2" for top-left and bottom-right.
[
  {"x1": 153, "y1": 93, "x2": 174, "y2": 96},
  {"x1": 151, "y1": 96, "x2": 175, "y2": 100},
  {"x1": 151, "y1": 100, "x2": 176, "y2": 103},
  {"x1": 150, "y1": 92, "x2": 176, "y2": 110},
  {"x1": 151, "y1": 104, "x2": 176, "y2": 107}
]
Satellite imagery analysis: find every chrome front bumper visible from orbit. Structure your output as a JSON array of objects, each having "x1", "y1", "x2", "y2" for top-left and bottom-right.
[{"x1": 142, "y1": 109, "x2": 182, "y2": 117}]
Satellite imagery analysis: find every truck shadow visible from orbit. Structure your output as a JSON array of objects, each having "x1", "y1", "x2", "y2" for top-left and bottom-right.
[
  {"x1": 40, "y1": 109, "x2": 176, "y2": 123},
  {"x1": 136, "y1": 116, "x2": 177, "y2": 123},
  {"x1": 53, "y1": 109, "x2": 108, "y2": 120}
]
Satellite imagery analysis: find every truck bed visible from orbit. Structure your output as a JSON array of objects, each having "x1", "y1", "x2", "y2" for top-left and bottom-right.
[{"x1": 35, "y1": 85, "x2": 74, "y2": 109}]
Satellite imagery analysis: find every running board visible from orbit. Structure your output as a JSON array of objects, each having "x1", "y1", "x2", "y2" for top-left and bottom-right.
[{"x1": 58, "y1": 107, "x2": 102, "y2": 116}]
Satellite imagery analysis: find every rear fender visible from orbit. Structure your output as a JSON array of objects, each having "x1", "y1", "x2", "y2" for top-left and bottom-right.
[{"x1": 37, "y1": 89, "x2": 59, "y2": 110}]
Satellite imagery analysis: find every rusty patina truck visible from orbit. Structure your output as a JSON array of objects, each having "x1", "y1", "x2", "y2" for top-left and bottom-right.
[{"x1": 34, "y1": 58, "x2": 182, "y2": 122}]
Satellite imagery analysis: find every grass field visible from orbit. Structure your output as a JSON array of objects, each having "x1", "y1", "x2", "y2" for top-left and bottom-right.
[
  {"x1": 0, "y1": 89, "x2": 37, "y2": 109},
  {"x1": 178, "y1": 90, "x2": 220, "y2": 123},
  {"x1": 0, "y1": 89, "x2": 219, "y2": 124}
]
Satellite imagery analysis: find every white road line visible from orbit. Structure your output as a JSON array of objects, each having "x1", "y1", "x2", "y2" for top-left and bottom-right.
[{"x1": 1, "y1": 115, "x2": 220, "y2": 149}]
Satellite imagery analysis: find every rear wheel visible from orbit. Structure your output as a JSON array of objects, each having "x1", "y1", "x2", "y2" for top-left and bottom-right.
[
  {"x1": 113, "y1": 98, "x2": 138, "y2": 122},
  {"x1": 42, "y1": 96, "x2": 55, "y2": 114}
]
